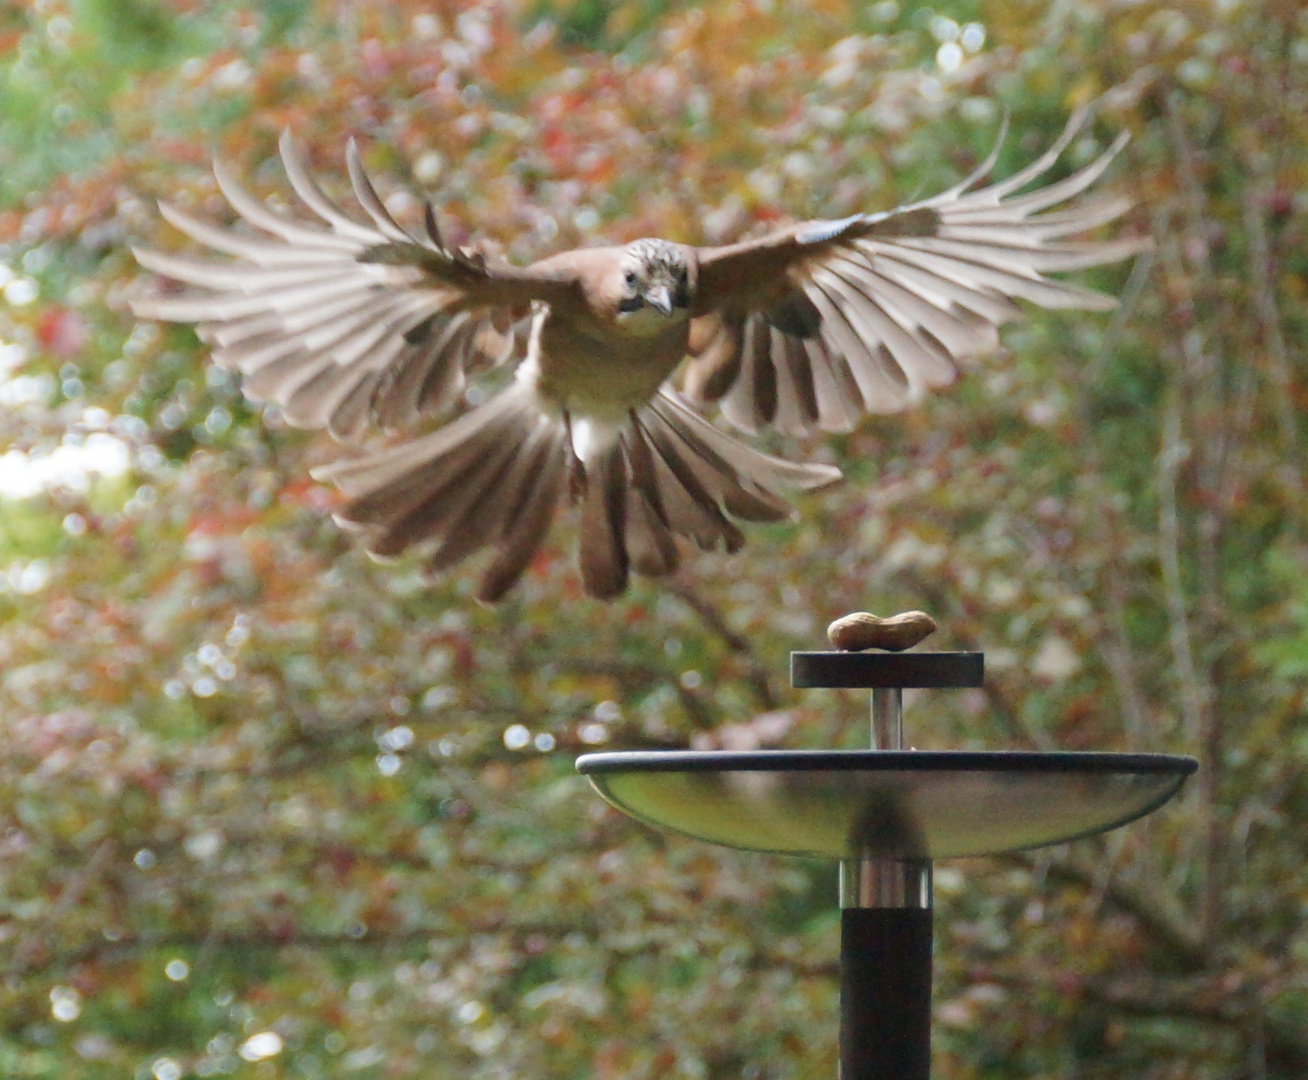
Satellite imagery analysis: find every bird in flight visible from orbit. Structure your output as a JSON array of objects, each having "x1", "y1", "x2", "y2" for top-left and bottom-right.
[{"x1": 132, "y1": 110, "x2": 1144, "y2": 601}]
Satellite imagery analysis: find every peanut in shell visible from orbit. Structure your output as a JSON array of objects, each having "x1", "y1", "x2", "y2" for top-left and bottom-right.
[{"x1": 827, "y1": 610, "x2": 937, "y2": 652}]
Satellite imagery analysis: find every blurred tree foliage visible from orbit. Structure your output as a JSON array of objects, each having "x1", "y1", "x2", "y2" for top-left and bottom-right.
[{"x1": 1, "y1": 0, "x2": 1306, "y2": 1077}]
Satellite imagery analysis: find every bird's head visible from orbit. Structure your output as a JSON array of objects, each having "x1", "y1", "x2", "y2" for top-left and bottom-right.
[{"x1": 615, "y1": 239, "x2": 693, "y2": 328}]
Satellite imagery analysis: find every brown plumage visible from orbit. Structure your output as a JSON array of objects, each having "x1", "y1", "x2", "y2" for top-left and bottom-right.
[{"x1": 131, "y1": 109, "x2": 1146, "y2": 600}]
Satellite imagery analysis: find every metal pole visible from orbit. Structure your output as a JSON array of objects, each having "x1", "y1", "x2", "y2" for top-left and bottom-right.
[
  {"x1": 871, "y1": 686, "x2": 902, "y2": 750},
  {"x1": 837, "y1": 685, "x2": 933, "y2": 1080}
]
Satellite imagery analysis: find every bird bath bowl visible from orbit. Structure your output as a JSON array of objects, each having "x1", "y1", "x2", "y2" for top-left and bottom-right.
[
  {"x1": 577, "y1": 648, "x2": 1196, "y2": 1080},
  {"x1": 577, "y1": 749, "x2": 1192, "y2": 862}
]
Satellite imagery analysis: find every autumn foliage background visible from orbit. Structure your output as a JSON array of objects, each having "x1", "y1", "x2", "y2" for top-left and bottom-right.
[{"x1": 1, "y1": 0, "x2": 1307, "y2": 1077}]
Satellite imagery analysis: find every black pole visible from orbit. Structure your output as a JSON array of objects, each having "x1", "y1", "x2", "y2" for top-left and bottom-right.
[
  {"x1": 794, "y1": 663, "x2": 952, "y2": 1080},
  {"x1": 839, "y1": 907, "x2": 933, "y2": 1080}
]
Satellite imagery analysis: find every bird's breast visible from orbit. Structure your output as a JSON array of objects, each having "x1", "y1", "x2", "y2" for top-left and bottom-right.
[{"x1": 535, "y1": 314, "x2": 689, "y2": 418}]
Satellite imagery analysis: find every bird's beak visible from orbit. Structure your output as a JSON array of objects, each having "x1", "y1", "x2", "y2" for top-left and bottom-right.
[{"x1": 647, "y1": 285, "x2": 674, "y2": 317}]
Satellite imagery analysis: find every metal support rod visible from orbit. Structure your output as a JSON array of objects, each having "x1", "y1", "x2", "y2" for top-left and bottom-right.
[
  {"x1": 838, "y1": 682, "x2": 933, "y2": 1080},
  {"x1": 872, "y1": 686, "x2": 903, "y2": 750},
  {"x1": 841, "y1": 683, "x2": 930, "y2": 910},
  {"x1": 840, "y1": 858, "x2": 932, "y2": 909}
]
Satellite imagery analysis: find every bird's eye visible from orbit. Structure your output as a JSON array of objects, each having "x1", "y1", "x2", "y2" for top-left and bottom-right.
[{"x1": 624, "y1": 270, "x2": 638, "y2": 288}]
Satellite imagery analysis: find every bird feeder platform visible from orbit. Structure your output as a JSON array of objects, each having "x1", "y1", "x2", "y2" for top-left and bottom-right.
[{"x1": 577, "y1": 647, "x2": 1195, "y2": 1080}]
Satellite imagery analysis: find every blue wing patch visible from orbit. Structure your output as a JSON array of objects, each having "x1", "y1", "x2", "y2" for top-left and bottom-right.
[{"x1": 795, "y1": 215, "x2": 864, "y2": 246}]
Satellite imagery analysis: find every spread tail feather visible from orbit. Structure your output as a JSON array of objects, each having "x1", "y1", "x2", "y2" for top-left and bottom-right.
[
  {"x1": 310, "y1": 385, "x2": 842, "y2": 600},
  {"x1": 312, "y1": 382, "x2": 571, "y2": 602}
]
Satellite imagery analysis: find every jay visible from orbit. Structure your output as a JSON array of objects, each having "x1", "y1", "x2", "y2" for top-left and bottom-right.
[{"x1": 132, "y1": 111, "x2": 1144, "y2": 600}]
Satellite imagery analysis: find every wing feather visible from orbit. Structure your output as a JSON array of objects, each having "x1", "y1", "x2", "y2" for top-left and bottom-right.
[
  {"x1": 279, "y1": 131, "x2": 384, "y2": 243},
  {"x1": 687, "y1": 112, "x2": 1146, "y2": 432},
  {"x1": 344, "y1": 138, "x2": 418, "y2": 242},
  {"x1": 133, "y1": 132, "x2": 579, "y2": 439},
  {"x1": 804, "y1": 276, "x2": 912, "y2": 412}
]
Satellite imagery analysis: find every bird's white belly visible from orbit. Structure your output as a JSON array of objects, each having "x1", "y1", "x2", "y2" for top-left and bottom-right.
[{"x1": 535, "y1": 315, "x2": 689, "y2": 420}]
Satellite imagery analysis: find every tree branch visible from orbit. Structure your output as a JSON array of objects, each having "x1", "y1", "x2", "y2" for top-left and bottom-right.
[
  {"x1": 553, "y1": 655, "x2": 717, "y2": 730},
  {"x1": 982, "y1": 966, "x2": 1307, "y2": 1076},
  {"x1": 1241, "y1": 182, "x2": 1304, "y2": 522},
  {"x1": 665, "y1": 578, "x2": 780, "y2": 711},
  {"x1": 1002, "y1": 850, "x2": 1207, "y2": 971}
]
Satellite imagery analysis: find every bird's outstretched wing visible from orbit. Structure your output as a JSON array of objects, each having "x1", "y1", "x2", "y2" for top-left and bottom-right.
[
  {"x1": 131, "y1": 132, "x2": 580, "y2": 440},
  {"x1": 685, "y1": 110, "x2": 1148, "y2": 436}
]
